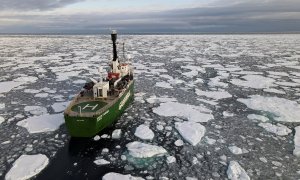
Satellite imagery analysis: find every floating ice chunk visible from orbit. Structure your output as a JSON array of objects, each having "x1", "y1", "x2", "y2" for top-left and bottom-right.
[
  {"x1": 166, "y1": 156, "x2": 176, "y2": 164},
  {"x1": 258, "y1": 123, "x2": 292, "y2": 136},
  {"x1": 275, "y1": 81, "x2": 300, "y2": 87},
  {"x1": 230, "y1": 75, "x2": 275, "y2": 89},
  {"x1": 93, "y1": 135, "x2": 100, "y2": 141},
  {"x1": 126, "y1": 141, "x2": 167, "y2": 158},
  {"x1": 0, "y1": 116, "x2": 4, "y2": 125},
  {"x1": 51, "y1": 102, "x2": 69, "y2": 113},
  {"x1": 14, "y1": 76, "x2": 38, "y2": 83},
  {"x1": 102, "y1": 172, "x2": 144, "y2": 180},
  {"x1": 185, "y1": 177, "x2": 198, "y2": 180},
  {"x1": 0, "y1": 103, "x2": 5, "y2": 109},
  {"x1": 208, "y1": 76, "x2": 228, "y2": 88},
  {"x1": 196, "y1": 89, "x2": 232, "y2": 100},
  {"x1": 73, "y1": 79, "x2": 86, "y2": 84},
  {"x1": 134, "y1": 124, "x2": 154, "y2": 140},
  {"x1": 174, "y1": 139, "x2": 184, "y2": 146},
  {"x1": 227, "y1": 161, "x2": 250, "y2": 180},
  {"x1": 223, "y1": 111, "x2": 234, "y2": 117},
  {"x1": 183, "y1": 70, "x2": 198, "y2": 78},
  {"x1": 94, "y1": 159, "x2": 110, "y2": 166},
  {"x1": 259, "y1": 157, "x2": 268, "y2": 163},
  {"x1": 0, "y1": 81, "x2": 24, "y2": 93},
  {"x1": 238, "y1": 95, "x2": 300, "y2": 122},
  {"x1": 153, "y1": 102, "x2": 213, "y2": 122},
  {"x1": 5, "y1": 154, "x2": 49, "y2": 180},
  {"x1": 155, "y1": 82, "x2": 173, "y2": 89},
  {"x1": 247, "y1": 114, "x2": 269, "y2": 122},
  {"x1": 24, "y1": 106, "x2": 47, "y2": 116},
  {"x1": 205, "y1": 137, "x2": 216, "y2": 145},
  {"x1": 228, "y1": 146, "x2": 243, "y2": 155},
  {"x1": 267, "y1": 71, "x2": 289, "y2": 77},
  {"x1": 197, "y1": 98, "x2": 218, "y2": 105},
  {"x1": 1, "y1": 140, "x2": 10, "y2": 145},
  {"x1": 146, "y1": 96, "x2": 177, "y2": 104},
  {"x1": 263, "y1": 88, "x2": 285, "y2": 94},
  {"x1": 175, "y1": 122, "x2": 205, "y2": 146},
  {"x1": 293, "y1": 126, "x2": 300, "y2": 157},
  {"x1": 172, "y1": 57, "x2": 194, "y2": 62},
  {"x1": 24, "y1": 89, "x2": 40, "y2": 94},
  {"x1": 34, "y1": 93, "x2": 49, "y2": 98},
  {"x1": 17, "y1": 114, "x2": 64, "y2": 133},
  {"x1": 112, "y1": 129, "x2": 122, "y2": 139}
]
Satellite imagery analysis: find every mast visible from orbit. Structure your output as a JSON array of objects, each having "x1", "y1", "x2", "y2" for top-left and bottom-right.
[{"x1": 111, "y1": 30, "x2": 118, "y2": 61}]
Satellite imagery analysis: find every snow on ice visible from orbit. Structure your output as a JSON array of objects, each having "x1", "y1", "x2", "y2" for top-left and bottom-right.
[
  {"x1": 126, "y1": 141, "x2": 167, "y2": 158},
  {"x1": 230, "y1": 75, "x2": 275, "y2": 89},
  {"x1": 294, "y1": 126, "x2": 300, "y2": 157},
  {"x1": 175, "y1": 122, "x2": 206, "y2": 146},
  {"x1": 5, "y1": 154, "x2": 49, "y2": 180},
  {"x1": 247, "y1": 114, "x2": 269, "y2": 122},
  {"x1": 195, "y1": 89, "x2": 232, "y2": 100},
  {"x1": 102, "y1": 172, "x2": 144, "y2": 180},
  {"x1": 17, "y1": 113, "x2": 64, "y2": 133},
  {"x1": 227, "y1": 161, "x2": 250, "y2": 180},
  {"x1": 153, "y1": 101, "x2": 213, "y2": 122},
  {"x1": 51, "y1": 102, "x2": 69, "y2": 113},
  {"x1": 134, "y1": 124, "x2": 154, "y2": 140},
  {"x1": 258, "y1": 123, "x2": 292, "y2": 136},
  {"x1": 0, "y1": 81, "x2": 24, "y2": 94},
  {"x1": 24, "y1": 106, "x2": 47, "y2": 116},
  {"x1": 238, "y1": 95, "x2": 300, "y2": 122}
]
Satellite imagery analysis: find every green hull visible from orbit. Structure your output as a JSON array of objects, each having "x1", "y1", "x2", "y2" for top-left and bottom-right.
[{"x1": 64, "y1": 82, "x2": 134, "y2": 137}]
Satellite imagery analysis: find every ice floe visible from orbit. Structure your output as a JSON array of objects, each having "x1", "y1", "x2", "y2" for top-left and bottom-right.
[
  {"x1": 0, "y1": 103, "x2": 5, "y2": 109},
  {"x1": 94, "y1": 159, "x2": 110, "y2": 166},
  {"x1": 126, "y1": 141, "x2": 167, "y2": 158},
  {"x1": 155, "y1": 82, "x2": 173, "y2": 89},
  {"x1": 227, "y1": 161, "x2": 250, "y2": 180},
  {"x1": 166, "y1": 156, "x2": 176, "y2": 164},
  {"x1": 5, "y1": 154, "x2": 49, "y2": 180},
  {"x1": 134, "y1": 124, "x2": 154, "y2": 140},
  {"x1": 230, "y1": 75, "x2": 275, "y2": 89},
  {"x1": 263, "y1": 88, "x2": 286, "y2": 94},
  {"x1": 0, "y1": 81, "x2": 24, "y2": 93},
  {"x1": 17, "y1": 113, "x2": 64, "y2": 133},
  {"x1": 0, "y1": 116, "x2": 5, "y2": 125},
  {"x1": 258, "y1": 123, "x2": 292, "y2": 136},
  {"x1": 294, "y1": 126, "x2": 300, "y2": 157},
  {"x1": 238, "y1": 95, "x2": 300, "y2": 122},
  {"x1": 228, "y1": 146, "x2": 243, "y2": 155},
  {"x1": 102, "y1": 172, "x2": 144, "y2": 180},
  {"x1": 51, "y1": 102, "x2": 69, "y2": 113},
  {"x1": 146, "y1": 96, "x2": 177, "y2": 104},
  {"x1": 112, "y1": 129, "x2": 122, "y2": 139},
  {"x1": 24, "y1": 106, "x2": 47, "y2": 116},
  {"x1": 153, "y1": 102, "x2": 213, "y2": 122},
  {"x1": 196, "y1": 89, "x2": 232, "y2": 100},
  {"x1": 175, "y1": 122, "x2": 206, "y2": 146},
  {"x1": 247, "y1": 114, "x2": 269, "y2": 122}
]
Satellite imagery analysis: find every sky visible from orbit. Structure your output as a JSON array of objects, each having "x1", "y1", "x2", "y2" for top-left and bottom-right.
[{"x1": 0, "y1": 0, "x2": 299, "y2": 34}]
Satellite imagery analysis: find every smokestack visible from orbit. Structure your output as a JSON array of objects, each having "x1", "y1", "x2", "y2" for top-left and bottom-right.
[{"x1": 111, "y1": 30, "x2": 118, "y2": 61}]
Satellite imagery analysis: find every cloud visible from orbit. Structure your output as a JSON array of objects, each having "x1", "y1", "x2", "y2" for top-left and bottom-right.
[
  {"x1": 0, "y1": 0, "x2": 86, "y2": 11},
  {"x1": 0, "y1": 0, "x2": 299, "y2": 33}
]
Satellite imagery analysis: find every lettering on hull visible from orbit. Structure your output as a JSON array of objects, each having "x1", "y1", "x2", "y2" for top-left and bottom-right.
[
  {"x1": 97, "y1": 110, "x2": 110, "y2": 122},
  {"x1": 119, "y1": 91, "x2": 131, "y2": 110}
]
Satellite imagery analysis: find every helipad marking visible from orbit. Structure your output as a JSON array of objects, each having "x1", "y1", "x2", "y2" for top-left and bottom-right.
[{"x1": 83, "y1": 104, "x2": 98, "y2": 111}]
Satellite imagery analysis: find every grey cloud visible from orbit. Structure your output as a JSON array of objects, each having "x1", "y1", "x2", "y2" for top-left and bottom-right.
[
  {"x1": 0, "y1": 0, "x2": 86, "y2": 10},
  {"x1": 0, "y1": 0, "x2": 300, "y2": 33}
]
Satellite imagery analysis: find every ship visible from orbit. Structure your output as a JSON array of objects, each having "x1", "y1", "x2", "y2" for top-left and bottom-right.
[{"x1": 64, "y1": 30, "x2": 134, "y2": 137}]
